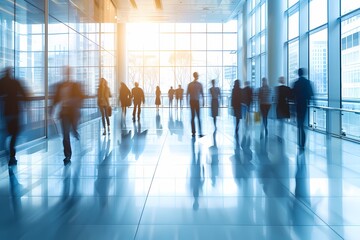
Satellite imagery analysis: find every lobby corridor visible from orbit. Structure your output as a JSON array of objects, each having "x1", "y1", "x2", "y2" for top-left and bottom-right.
[{"x1": 0, "y1": 108, "x2": 359, "y2": 240}]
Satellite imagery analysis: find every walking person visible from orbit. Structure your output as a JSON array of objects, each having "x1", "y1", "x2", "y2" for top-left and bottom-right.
[
  {"x1": 0, "y1": 67, "x2": 28, "y2": 166},
  {"x1": 97, "y1": 78, "x2": 111, "y2": 135},
  {"x1": 119, "y1": 82, "x2": 131, "y2": 117},
  {"x1": 292, "y1": 68, "x2": 314, "y2": 150},
  {"x1": 155, "y1": 86, "x2": 161, "y2": 110},
  {"x1": 168, "y1": 86, "x2": 175, "y2": 108},
  {"x1": 231, "y1": 79, "x2": 242, "y2": 135},
  {"x1": 51, "y1": 66, "x2": 84, "y2": 166},
  {"x1": 258, "y1": 77, "x2": 272, "y2": 138},
  {"x1": 209, "y1": 79, "x2": 221, "y2": 131},
  {"x1": 276, "y1": 76, "x2": 292, "y2": 140},
  {"x1": 186, "y1": 72, "x2": 204, "y2": 138},
  {"x1": 241, "y1": 81, "x2": 253, "y2": 148},
  {"x1": 175, "y1": 84, "x2": 184, "y2": 109},
  {"x1": 131, "y1": 82, "x2": 145, "y2": 122}
]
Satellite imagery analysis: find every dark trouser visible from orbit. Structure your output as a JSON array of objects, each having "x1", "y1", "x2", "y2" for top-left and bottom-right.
[
  {"x1": 190, "y1": 100, "x2": 202, "y2": 135},
  {"x1": 297, "y1": 108, "x2": 307, "y2": 148},
  {"x1": 61, "y1": 115, "x2": 76, "y2": 158},
  {"x1": 99, "y1": 106, "x2": 110, "y2": 128},
  {"x1": 260, "y1": 104, "x2": 271, "y2": 134},
  {"x1": 133, "y1": 102, "x2": 141, "y2": 119},
  {"x1": 6, "y1": 116, "x2": 20, "y2": 158}
]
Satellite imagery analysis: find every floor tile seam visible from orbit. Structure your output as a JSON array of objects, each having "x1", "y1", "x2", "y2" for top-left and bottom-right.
[
  {"x1": 134, "y1": 131, "x2": 169, "y2": 240},
  {"x1": 285, "y1": 187, "x2": 345, "y2": 240},
  {"x1": 133, "y1": 223, "x2": 333, "y2": 227}
]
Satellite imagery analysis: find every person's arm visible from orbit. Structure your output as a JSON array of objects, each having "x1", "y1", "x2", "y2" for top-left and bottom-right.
[{"x1": 200, "y1": 85, "x2": 204, "y2": 107}]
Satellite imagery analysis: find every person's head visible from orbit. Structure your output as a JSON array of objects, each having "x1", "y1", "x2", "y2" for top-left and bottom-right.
[
  {"x1": 211, "y1": 79, "x2": 215, "y2": 86},
  {"x1": 234, "y1": 79, "x2": 240, "y2": 87},
  {"x1": 156, "y1": 86, "x2": 159, "y2": 90},
  {"x1": 298, "y1": 68, "x2": 306, "y2": 77},
  {"x1": 279, "y1": 76, "x2": 285, "y2": 85},
  {"x1": 178, "y1": 84, "x2": 181, "y2": 88},
  {"x1": 4, "y1": 67, "x2": 13, "y2": 78},
  {"x1": 100, "y1": 78, "x2": 107, "y2": 86},
  {"x1": 170, "y1": 86, "x2": 173, "y2": 89},
  {"x1": 135, "y1": 82, "x2": 139, "y2": 87},
  {"x1": 193, "y1": 72, "x2": 199, "y2": 80},
  {"x1": 262, "y1": 77, "x2": 268, "y2": 86},
  {"x1": 244, "y1": 81, "x2": 250, "y2": 87}
]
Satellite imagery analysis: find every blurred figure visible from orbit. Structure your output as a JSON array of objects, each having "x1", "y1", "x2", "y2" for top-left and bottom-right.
[
  {"x1": 97, "y1": 78, "x2": 111, "y2": 136},
  {"x1": 241, "y1": 81, "x2": 253, "y2": 148},
  {"x1": 190, "y1": 138, "x2": 204, "y2": 211},
  {"x1": 131, "y1": 82, "x2": 145, "y2": 122},
  {"x1": 155, "y1": 86, "x2": 161, "y2": 110},
  {"x1": 168, "y1": 86, "x2": 175, "y2": 108},
  {"x1": 51, "y1": 66, "x2": 84, "y2": 166},
  {"x1": 209, "y1": 79, "x2": 221, "y2": 131},
  {"x1": 175, "y1": 84, "x2": 184, "y2": 109},
  {"x1": 187, "y1": 72, "x2": 204, "y2": 138},
  {"x1": 231, "y1": 79, "x2": 242, "y2": 135},
  {"x1": 276, "y1": 76, "x2": 292, "y2": 140},
  {"x1": 119, "y1": 82, "x2": 131, "y2": 117},
  {"x1": 292, "y1": 68, "x2": 314, "y2": 150},
  {"x1": 155, "y1": 110, "x2": 163, "y2": 137},
  {"x1": 0, "y1": 67, "x2": 28, "y2": 166},
  {"x1": 258, "y1": 77, "x2": 272, "y2": 139}
]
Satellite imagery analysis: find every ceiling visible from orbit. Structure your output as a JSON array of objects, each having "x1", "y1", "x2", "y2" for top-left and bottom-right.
[{"x1": 115, "y1": 0, "x2": 245, "y2": 23}]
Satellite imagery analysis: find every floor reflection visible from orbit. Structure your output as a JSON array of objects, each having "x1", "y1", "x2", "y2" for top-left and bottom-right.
[{"x1": 190, "y1": 138, "x2": 204, "y2": 211}]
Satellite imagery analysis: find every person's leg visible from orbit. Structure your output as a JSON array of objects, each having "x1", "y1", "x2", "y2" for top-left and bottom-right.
[
  {"x1": 100, "y1": 107, "x2": 106, "y2": 128},
  {"x1": 195, "y1": 101, "x2": 202, "y2": 135},
  {"x1": 7, "y1": 117, "x2": 19, "y2": 164},
  {"x1": 190, "y1": 100, "x2": 196, "y2": 136},
  {"x1": 61, "y1": 116, "x2": 72, "y2": 160},
  {"x1": 137, "y1": 104, "x2": 141, "y2": 120},
  {"x1": 105, "y1": 107, "x2": 110, "y2": 133},
  {"x1": 132, "y1": 103, "x2": 137, "y2": 121},
  {"x1": 263, "y1": 105, "x2": 270, "y2": 135}
]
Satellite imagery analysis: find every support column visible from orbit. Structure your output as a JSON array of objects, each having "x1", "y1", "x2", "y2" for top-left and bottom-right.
[
  {"x1": 328, "y1": 0, "x2": 341, "y2": 136},
  {"x1": 267, "y1": 0, "x2": 285, "y2": 87},
  {"x1": 44, "y1": 0, "x2": 49, "y2": 137},
  {"x1": 117, "y1": 23, "x2": 126, "y2": 103},
  {"x1": 239, "y1": 4, "x2": 247, "y2": 84}
]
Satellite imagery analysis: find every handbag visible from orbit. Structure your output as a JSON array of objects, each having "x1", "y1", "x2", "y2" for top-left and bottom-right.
[{"x1": 107, "y1": 106, "x2": 112, "y2": 117}]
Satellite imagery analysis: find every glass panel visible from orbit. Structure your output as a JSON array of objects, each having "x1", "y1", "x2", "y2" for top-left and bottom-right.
[
  {"x1": 160, "y1": 34, "x2": 175, "y2": 50},
  {"x1": 191, "y1": 23, "x2": 206, "y2": 32},
  {"x1": 341, "y1": 15, "x2": 360, "y2": 102},
  {"x1": 223, "y1": 51, "x2": 237, "y2": 66},
  {"x1": 309, "y1": 0, "x2": 327, "y2": 30},
  {"x1": 207, "y1": 23, "x2": 222, "y2": 32},
  {"x1": 261, "y1": 3, "x2": 266, "y2": 31},
  {"x1": 341, "y1": 0, "x2": 360, "y2": 15},
  {"x1": 288, "y1": 11, "x2": 299, "y2": 39},
  {"x1": 223, "y1": 67, "x2": 236, "y2": 92},
  {"x1": 207, "y1": 51, "x2": 222, "y2": 66},
  {"x1": 144, "y1": 67, "x2": 159, "y2": 94},
  {"x1": 223, "y1": 20, "x2": 237, "y2": 32},
  {"x1": 309, "y1": 28, "x2": 328, "y2": 99},
  {"x1": 143, "y1": 33, "x2": 159, "y2": 50},
  {"x1": 176, "y1": 23, "x2": 190, "y2": 32},
  {"x1": 223, "y1": 33, "x2": 237, "y2": 50},
  {"x1": 175, "y1": 51, "x2": 191, "y2": 66},
  {"x1": 176, "y1": 33, "x2": 190, "y2": 50},
  {"x1": 191, "y1": 34, "x2": 207, "y2": 50},
  {"x1": 128, "y1": 52, "x2": 143, "y2": 66},
  {"x1": 207, "y1": 34, "x2": 222, "y2": 50},
  {"x1": 160, "y1": 23, "x2": 174, "y2": 32},
  {"x1": 144, "y1": 52, "x2": 159, "y2": 66},
  {"x1": 191, "y1": 51, "x2": 206, "y2": 66},
  {"x1": 160, "y1": 51, "x2": 175, "y2": 66},
  {"x1": 288, "y1": 40, "x2": 299, "y2": 84}
]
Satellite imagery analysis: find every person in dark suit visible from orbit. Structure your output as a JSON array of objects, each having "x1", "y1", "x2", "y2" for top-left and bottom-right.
[
  {"x1": 175, "y1": 84, "x2": 184, "y2": 109},
  {"x1": 51, "y1": 66, "x2": 84, "y2": 165},
  {"x1": 0, "y1": 67, "x2": 28, "y2": 166},
  {"x1": 241, "y1": 81, "x2": 253, "y2": 148},
  {"x1": 209, "y1": 79, "x2": 221, "y2": 131},
  {"x1": 119, "y1": 82, "x2": 131, "y2": 117},
  {"x1": 231, "y1": 79, "x2": 242, "y2": 135},
  {"x1": 292, "y1": 68, "x2": 314, "y2": 150},
  {"x1": 186, "y1": 72, "x2": 204, "y2": 138},
  {"x1": 276, "y1": 76, "x2": 292, "y2": 140},
  {"x1": 131, "y1": 82, "x2": 145, "y2": 122},
  {"x1": 168, "y1": 86, "x2": 175, "y2": 108}
]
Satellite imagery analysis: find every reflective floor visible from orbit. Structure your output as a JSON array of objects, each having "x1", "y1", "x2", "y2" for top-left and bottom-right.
[{"x1": 1, "y1": 108, "x2": 359, "y2": 239}]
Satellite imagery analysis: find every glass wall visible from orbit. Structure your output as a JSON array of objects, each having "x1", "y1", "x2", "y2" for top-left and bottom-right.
[
  {"x1": 126, "y1": 21, "x2": 237, "y2": 106},
  {"x1": 0, "y1": 0, "x2": 117, "y2": 152}
]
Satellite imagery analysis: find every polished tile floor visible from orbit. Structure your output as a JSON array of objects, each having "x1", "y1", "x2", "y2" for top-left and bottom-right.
[{"x1": 1, "y1": 107, "x2": 359, "y2": 239}]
